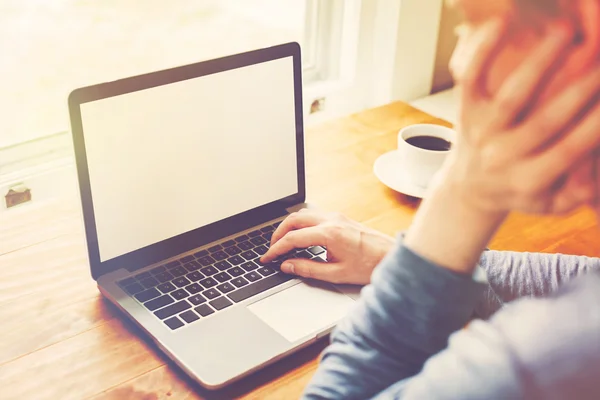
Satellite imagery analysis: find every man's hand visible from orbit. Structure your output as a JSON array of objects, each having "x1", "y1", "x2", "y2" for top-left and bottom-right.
[
  {"x1": 447, "y1": 17, "x2": 600, "y2": 215},
  {"x1": 406, "y1": 17, "x2": 600, "y2": 273},
  {"x1": 261, "y1": 209, "x2": 395, "y2": 285}
]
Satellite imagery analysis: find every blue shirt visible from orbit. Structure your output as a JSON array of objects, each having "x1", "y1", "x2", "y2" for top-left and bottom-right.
[{"x1": 302, "y1": 240, "x2": 600, "y2": 399}]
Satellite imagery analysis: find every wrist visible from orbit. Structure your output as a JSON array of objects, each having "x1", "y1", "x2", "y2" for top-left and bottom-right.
[{"x1": 404, "y1": 178, "x2": 507, "y2": 274}]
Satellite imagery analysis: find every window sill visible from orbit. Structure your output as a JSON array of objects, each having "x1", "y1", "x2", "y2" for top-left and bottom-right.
[{"x1": 0, "y1": 132, "x2": 76, "y2": 213}]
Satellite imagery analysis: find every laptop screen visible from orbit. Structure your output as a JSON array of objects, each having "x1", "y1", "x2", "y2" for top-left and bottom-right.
[{"x1": 79, "y1": 56, "x2": 298, "y2": 263}]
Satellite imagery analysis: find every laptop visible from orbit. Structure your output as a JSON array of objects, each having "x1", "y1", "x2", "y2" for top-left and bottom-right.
[{"x1": 68, "y1": 42, "x2": 359, "y2": 389}]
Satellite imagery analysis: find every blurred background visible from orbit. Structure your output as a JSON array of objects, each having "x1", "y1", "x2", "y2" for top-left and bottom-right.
[{"x1": 0, "y1": 0, "x2": 462, "y2": 211}]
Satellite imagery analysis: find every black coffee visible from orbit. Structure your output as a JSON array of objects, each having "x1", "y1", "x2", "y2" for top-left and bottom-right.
[{"x1": 406, "y1": 135, "x2": 451, "y2": 151}]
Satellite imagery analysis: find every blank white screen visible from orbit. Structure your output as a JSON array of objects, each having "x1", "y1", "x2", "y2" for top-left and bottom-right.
[{"x1": 80, "y1": 57, "x2": 298, "y2": 262}]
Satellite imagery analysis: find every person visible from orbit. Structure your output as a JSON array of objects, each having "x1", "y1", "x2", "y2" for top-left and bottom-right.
[{"x1": 258, "y1": 0, "x2": 600, "y2": 398}]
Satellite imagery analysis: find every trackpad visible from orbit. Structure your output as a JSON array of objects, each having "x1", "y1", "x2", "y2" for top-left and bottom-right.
[{"x1": 247, "y1": 281, "x2": 356, "y2": 343}]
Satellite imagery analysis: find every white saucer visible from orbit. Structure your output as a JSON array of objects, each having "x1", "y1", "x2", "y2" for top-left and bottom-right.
[{"x1": 373, "y1": 150, "x2": 427, "y2": 199}]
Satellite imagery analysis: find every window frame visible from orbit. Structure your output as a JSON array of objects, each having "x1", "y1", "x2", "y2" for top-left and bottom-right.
[{"x1": 0, "y1": 0, "x2": 447, "y2": 212}]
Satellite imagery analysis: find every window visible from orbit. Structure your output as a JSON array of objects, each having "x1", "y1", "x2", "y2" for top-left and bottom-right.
[
  {"x1": 0, "y1": 0, "x2": 362, "y2": 203},
  {"x1": 1, "y1": 0, "x2": 448, "y2": 209},
  {"x1": 1, "y1": 0, "x2": 324, "y2": 148}
]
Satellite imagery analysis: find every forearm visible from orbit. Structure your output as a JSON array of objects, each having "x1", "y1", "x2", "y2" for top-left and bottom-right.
[
  {"x1": 302, "y1": 242, "x2": 487, "y2": 399},
  {"x1": 475, "y1": 250, "x2": 600, "y2": 318},
  {"x1": 405, "y1": 177, "x2": 507, "y2": 274}
]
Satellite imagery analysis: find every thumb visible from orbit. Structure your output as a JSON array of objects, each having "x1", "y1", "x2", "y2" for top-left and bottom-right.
[{"x1": 280, "y1": 259, "x2": 342, "y2": 283}]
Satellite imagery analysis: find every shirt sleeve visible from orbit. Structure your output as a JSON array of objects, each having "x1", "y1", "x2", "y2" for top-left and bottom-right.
[
  {"x1": 374, "y1": 271, "x2": 600, "y2": 399},
  {"x1": 475, "y1": 251, "x2": 600, "y2": 319},
  {"x1": 302, "y1": 239, "x2": 487, "y2": 400}
]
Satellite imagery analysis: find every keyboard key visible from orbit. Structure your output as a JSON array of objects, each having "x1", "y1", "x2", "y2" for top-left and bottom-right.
[
  {"x1": 261, "y1": 225, "x2": 274, "y2": 233},
  {"x1": 225, "y1": 246, "x2": 241, "y2": 256},
  {"x1": 140, "y1": 277, "x2": 159, "y2": 289},
  {"x1": 208, "y1": 244, "x2": 222, "y2": 252},
  {"x1": 194, "y1": 304, "x2": 215, "y2": 317},
  {"x1": 170, "y1": 266, "x2": 188, "y2": 277},
  {"x1": 263, "y1": 231, "x2": 273, "y2": 241},
  {"x1": 180, "y1": 310, "x2": 200, "y2": 323},
  {"x1": 308, "y1": 246, "x2": 325, "y2": 255},
  {"x1": 189, "y1": 294, "x2": 207, "y2": 305},
  {"x1": 241, "y1": 250, "x2": 258, "y2": 260},
  {"x1": 217, "y1": 282, "x2": 235, "y2": 293},
  {"x1": 118, "y1": 277, "x2": 137, "y2": 287},
  {"x1": 155, "y1": 272, "x2": 174, "y2": 283},
  {"x1": 155, "y1": 301, "x2": 191, "y2": 320},
  {"x1": 144, "y1": 295, "x2": 175, "y2": 311},
  {"x1": 200, "y1": 266, "x2": 219, "y2": 276},
  {"x1": 134, "y1": 271, "x2": 152, "y2": 280},
  {"x1": 222, "y1": 240, "x2": 236, "y2": 247},
  {"x1": 248, "y1": 230, "x2": 262, "y2": 237},
  {"x1": 165, "y1": 261, "x2": 180, "y2": 269},
  {"x1": 272, "y1": 221, "x2": 282, "y2": 228},
  {"x1": 238, "y1": 241, "x2": 253, "y2": 251},
  {"x1": 213, "y1": 251, "x2": 228, "y2": 261},
  {"x1": 181, "y1": 255, "x2": 195, "y2": 263},
  {"x1": 135, "y1": 287, "x2": 161, "y2": 302},
  {"x1": 210, "y1": 297, "x2": 232, "y2": 310},
  {"x1": 203, "y1": 288, "x2": 220, "y2": 299},
  {"x1": 244, "y1": 271, "x2": 261, "y2": 282},
  {"x1": 198, "y1": 256, "x2": 216, "y2": 266},
  {"x1": 254, "y1": 257, "x2": 267, "y2": 267},
  {"x1": 312, "y1": 256, "x2": 327, "y2": 263},
  {"x1": 267, "y1": 261, "x2": 282, "y2": 270},
  {"x1": 296, "y1": 250, "x2": 312, "y2": 259},
  {"x1": 125, "y1": 283, "x2": 145, "y2": 295},
  {"x1": 171, "y1": 289, "x2": 189, "y2": 300},
  {"x1": 235, "y1": 234, "x2": 249, "y2": 242},
  {"x1": 258, "y1": 267, "x2": 277, "y2": 277},
  {"x1": 215, "y1": 260, "x2": 232, "y2": 271},
  {"x1": 229, "y1": 267, "x2": 244, "y2": 277},
  {"x1": 173, "y1": 277, "x2": 191, "y2": 288},
  {"x1": 199, "y1": 277, "x2": 218, "y2": 288},
  {"x1": 149, "y1": 266, "x2": 166, "y2": 275},
  {"x1": 186, "y1": 271, "x2": 204, "y2": 282},
  {"x1": 231, "y1": 277, "x2": 249, "y2": 288},
  {"x1": 250, "y1": 236, "x2": 267, "y2": 246},
  {"x1": 228, "y1": 273, "x2": 292, "y2": 303},
  {"x1": 194, "y1": 249, "x2": 209, "y2": 258},
  {"x1": 164, "y1": 316, "x2": 184, "y2": 330},
  {"x1": 185, "y1": 283, "x2": 203, "y2": 294},
  {"x1": 184, "y1": 261, "x2": 202, "y2": 272},
  {"x1": 228, "y1": 255, "x2": 245, "y2": 265},
  {"x1": 157, "y1": 282, "x2": 176, "y2": 294},
  {"x1": 254, "y1": 245, "x2": 268, "y2": 256},
  {"x1": 241, "y1": 261, "x2": 259, "y2": 272},
  {"x1": 214, "y1": 272, "x2": 232, "y2": 283}
]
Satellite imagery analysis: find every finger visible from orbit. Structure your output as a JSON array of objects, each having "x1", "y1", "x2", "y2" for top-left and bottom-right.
[
  {"x1": 551, "y1": 159, "x2": 595, "y2": 213},
  {"x1": 594, "y1": 148, "x2": 600, "y2": 209},
  {"x1": 550, "y1": 181, "x2": 594, "y2": 214},
  {"x1": 459, "y1": 17, "x2": 508, "y2": 101},
  {"x1": 493, "y1": 24, "x2": 572, "y2": 127},
  {"x1": 510, "y1": 67, "x2": 600, "y2": 156},
  {"x1": 270, "y1": 210, "x2": 325, "y2": 246},
  {"x1": 518, "y1": 159, "x2": 595, "y2": 215},
  {"x1": 523, "y1": 99, "x2": 600, "y2": 190},
  {"x1": 281, "y1": 259, "x2": 344, "y2": 283},
  {"x1": 262, "y1": 226, "x2": 326, "y2": 263}
]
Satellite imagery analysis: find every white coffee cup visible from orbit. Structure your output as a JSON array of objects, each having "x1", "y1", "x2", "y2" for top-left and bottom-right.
[{"x1": 398, "y1": 124, "x2": 456, "y2": 188}]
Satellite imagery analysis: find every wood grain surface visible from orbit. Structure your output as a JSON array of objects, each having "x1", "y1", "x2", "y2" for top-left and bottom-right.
[{"x1": 1, "y1": 101, "x2": 598, "y2": 399}]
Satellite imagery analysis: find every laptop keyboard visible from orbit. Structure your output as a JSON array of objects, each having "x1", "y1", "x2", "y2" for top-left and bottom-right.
[{"x1": 117, "y1": 222, "x2": 327, "y2": 330}]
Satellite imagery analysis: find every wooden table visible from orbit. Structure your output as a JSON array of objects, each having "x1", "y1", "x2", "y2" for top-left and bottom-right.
[{"x1": 2, "y1": 101, "x2": 600, "y2": 399}]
